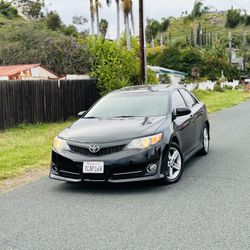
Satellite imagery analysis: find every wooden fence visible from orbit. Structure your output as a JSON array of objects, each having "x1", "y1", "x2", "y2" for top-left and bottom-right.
[{"x1": 0, "y1": 79, "x2": 99, "y2": 130}]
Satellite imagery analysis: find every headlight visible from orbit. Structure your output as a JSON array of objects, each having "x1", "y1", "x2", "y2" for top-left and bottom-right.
[
  {"x1": 53, "y1": 136, "x2": 70, "y2": 152},
  {"x1": 125, "y1": 133, "x2": 163, "y2": 150}
]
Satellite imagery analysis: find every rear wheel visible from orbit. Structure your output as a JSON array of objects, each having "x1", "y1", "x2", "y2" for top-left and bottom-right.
[
  {"x1": 161, "y1": 143, "x2": 184, "y2": 185},
  {"x1": 199, "y1": 125, "x2": 209, "y2": 155}
]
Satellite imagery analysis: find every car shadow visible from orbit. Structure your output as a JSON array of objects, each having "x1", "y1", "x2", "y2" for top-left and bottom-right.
[{"x1": 53, "y1": 179, "x2": 168, "y2": 195}]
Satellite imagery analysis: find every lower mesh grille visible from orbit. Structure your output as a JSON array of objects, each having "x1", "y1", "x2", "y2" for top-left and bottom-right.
[{"x1": 69, "y1": 144, "x2": 126, "y2": 157}]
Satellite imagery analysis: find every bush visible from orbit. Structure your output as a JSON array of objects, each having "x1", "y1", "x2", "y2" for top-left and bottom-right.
[
  {"x1": 44, "y1": 12, "x2": 62, "y2": 30},
  {"x1": 87, "y1": 37, "x2": 140, "y2": 95},
  {"x1": 214, "y1": 83, "x2": 225, "y2": 92},
  {"x1": 224, "y1": 85, "x2": 233, "y2": 90}
]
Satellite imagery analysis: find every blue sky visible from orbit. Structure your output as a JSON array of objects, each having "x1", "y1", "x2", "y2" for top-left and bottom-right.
[{"x1": 44, "y1": 0, "x2": 250, "y2": 38}]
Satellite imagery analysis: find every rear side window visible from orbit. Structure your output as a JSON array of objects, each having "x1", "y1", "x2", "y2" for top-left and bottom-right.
[
  {"x1": 172, "y1": 90, "x2": 186, "y2": 110},
  {"x1": 179, "y1": 89, "x2": 197, "y2": 108}
]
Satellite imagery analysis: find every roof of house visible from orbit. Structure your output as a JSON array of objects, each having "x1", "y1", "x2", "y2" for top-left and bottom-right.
[{"x1": 0, "y1": 64, "x2": 40, "y2": 77}]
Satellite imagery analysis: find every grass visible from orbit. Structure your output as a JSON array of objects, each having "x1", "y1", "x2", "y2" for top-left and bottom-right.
[
  {"x1": 1, "y1": 90, "x2": 250, "y2": 181},
  {"x1": 194, "y1": 89, "x2": 250, "y2": 113},
  {"x1": 0, "y1": 121, "x2": 74, "y2": 181}
]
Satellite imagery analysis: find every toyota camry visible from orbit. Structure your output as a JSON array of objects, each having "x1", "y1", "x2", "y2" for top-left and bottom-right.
[{"x1": 50, "y1": 85, "x2": 210, "y2": 184}]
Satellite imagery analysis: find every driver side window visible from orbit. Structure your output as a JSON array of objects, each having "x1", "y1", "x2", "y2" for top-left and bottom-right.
[{"x1": 172, "y1": 90, "x2": 187, "y2": 110}]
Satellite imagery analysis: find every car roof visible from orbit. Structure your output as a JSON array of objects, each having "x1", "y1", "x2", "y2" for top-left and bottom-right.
[{"x1": 112, "y1": 84, "x2": 182, "y2": 94}]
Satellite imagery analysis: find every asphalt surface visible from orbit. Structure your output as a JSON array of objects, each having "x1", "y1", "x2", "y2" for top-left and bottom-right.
[{"x1": 1, "y1": 101, "x2": 250, "y2": 250}]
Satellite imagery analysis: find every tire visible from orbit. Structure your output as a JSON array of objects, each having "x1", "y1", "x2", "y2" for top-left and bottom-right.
[
  {"x1": 199, "y1": 125, "x2": 210, "y2": 156},
  {"x1": 161, "y1": 142, "x2": 184, "y2": 185}
]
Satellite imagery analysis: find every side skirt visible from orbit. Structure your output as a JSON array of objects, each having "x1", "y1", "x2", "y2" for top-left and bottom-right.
[{"x1": 183, "y1": 143, "x2": 203, "y2": 162}]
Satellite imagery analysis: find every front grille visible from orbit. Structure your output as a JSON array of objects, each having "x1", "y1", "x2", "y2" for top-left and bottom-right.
[{"x1": 69, "y1": 144, "x2": 126, "y2": 157}]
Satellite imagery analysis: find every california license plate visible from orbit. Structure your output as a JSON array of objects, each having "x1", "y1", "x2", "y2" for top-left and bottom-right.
[{"x1": 83, "y1": 162, "x2": 104, "y2": 174}]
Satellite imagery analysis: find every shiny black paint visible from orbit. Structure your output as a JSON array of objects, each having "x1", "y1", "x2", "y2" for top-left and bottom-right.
[{"x1": 50, "y1": 85, "x2": 209, "y2": 183}]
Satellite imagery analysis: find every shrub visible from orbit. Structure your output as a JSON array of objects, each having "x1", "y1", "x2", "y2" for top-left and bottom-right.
[
  {"x1": 87, "y1": 37, "x2": 140, "y2": 95},
  {"x1": 224, "y1": 85, "x2": 233, "y2": 90},
  {"x1": 214, "y1": 83, "x2": 225, "y2": 92}
]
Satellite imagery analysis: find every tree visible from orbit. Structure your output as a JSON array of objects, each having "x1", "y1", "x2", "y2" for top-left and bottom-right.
[
  {"x1": 45, "y1": 11, "x2": 62, "y2": 30},
  {"x1": 95, "y1": 0, "x2": 101, "y2": 35},
  {"x1": 115, "y1": 0, "x2": 121, "y2": 41},
  {"x1": 122, "y1": 0, "x2": 133, "y2": 50},
  {"x1": 89, "y1": 0, "x2": 95, "y2": 35},
  {"x1": 145, "y1": 18, "x2": 161, "y2": 43},
  {"x1": 246, "y1": 15, "x2": 250, "y2": 26},
  {"x1": 0, "y1": 0, "x2": 18, "y2": 19},
  {"x1": 24, "y1": 0, "x2": 44, "y2": 20},
  {"x1": 226, "y1": 8, "x2": 242, "y2": 28},
  {"x1": 72, "y1": 15, "x2": 88, "y2": 32},
  {"x1": 0, "y1": 23, "x2": 91, "y2": 75},
  {"x1": 99, "y1": 19, "x2": 108, "y2": 39},
  {"x1": 161, "y1": 17, "x2": 170, "y2": 32},
  {"x1": 189, "y1": 0, "x2": 209, "y2": 19}
]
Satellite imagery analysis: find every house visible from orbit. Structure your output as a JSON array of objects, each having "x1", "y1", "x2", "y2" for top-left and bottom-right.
[
  {"x1": 0, "y1": 64, "x2": 59, "y2": 80},
  {"x1": 148, "y1": 66, "x2": 188, "y2": 85},
  {"x1": 7, "y1": 0, "x2": 42, "y2": 20}
]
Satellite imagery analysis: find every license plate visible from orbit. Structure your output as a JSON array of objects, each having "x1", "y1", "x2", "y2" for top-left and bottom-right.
[{"x1": 83, "y1": 162, "x2": 104, "y2": 174}]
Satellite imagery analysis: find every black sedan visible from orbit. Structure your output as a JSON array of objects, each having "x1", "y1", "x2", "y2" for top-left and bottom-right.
[{"x1": 50, "y1": 85, "x2": 210, "y2": 184}]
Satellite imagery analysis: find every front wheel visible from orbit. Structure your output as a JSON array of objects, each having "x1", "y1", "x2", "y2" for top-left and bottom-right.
[{"x1": 161, "y1": 143, "x2": 184, "y2": 185}]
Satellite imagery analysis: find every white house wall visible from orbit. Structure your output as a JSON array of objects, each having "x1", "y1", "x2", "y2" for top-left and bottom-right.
[
  {"x1": 30, "y1": 66, "x2": 58, "y2": 79},
  {"x1": 0, "y1": 76, "x2": 9, "y2": 80}
]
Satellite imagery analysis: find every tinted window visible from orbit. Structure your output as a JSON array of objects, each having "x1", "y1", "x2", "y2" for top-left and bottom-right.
[
  {"x1": 172, "y1": 91, "x2": 186, "y2": 110},
  {"x1": 85, "y1": 92, "x2": 170, "y2": 118},
  {"x1": 179, "y1": 89, "x2": 197, "y2": 107}
]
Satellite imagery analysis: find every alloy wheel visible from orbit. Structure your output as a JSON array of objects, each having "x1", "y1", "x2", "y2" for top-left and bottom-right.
[
  {"x1": 203, "y1": 127, "x2": 209, "y2": 153},
  {"x1": 167, "y1": 147, "x2": 182, "y2": 180}
]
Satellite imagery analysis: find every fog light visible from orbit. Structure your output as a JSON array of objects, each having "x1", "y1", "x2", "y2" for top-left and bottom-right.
[
  {"x1": 147, "y1": 164, "x2": 157, "y2": 174},
  {"x1": 52, "y1": 164, "x2": 59, "y2": 175}
]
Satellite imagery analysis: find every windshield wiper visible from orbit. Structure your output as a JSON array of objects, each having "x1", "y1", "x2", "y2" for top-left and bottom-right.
[
  {"x1": 112, "y1": 115, "x2": 135, "y2": 118},
  {"x1": 84, "y1": 116, "x2": 100, "y2": 119}
]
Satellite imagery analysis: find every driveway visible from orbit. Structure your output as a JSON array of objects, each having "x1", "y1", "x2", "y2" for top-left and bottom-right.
[{"x1": 0, "y1": 101, "x2": 250, "y2": 250}]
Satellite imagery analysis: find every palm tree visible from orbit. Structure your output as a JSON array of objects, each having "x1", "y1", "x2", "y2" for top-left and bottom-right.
[
  {"x1": 122, "y1": 0, "x2": 133, "y2": 50},
  {"x1": 115, "y1": 0, "x2": 121, "y2": 41},
  {"x1": 89, "y1": 0, "x2": 95, "y2": 35},
  {"x1": 99, "y1": 19, "x2": 109, "y2": 39},
  {"x1": 95, "y1": 0, "x2": 101, "y2": 35}
]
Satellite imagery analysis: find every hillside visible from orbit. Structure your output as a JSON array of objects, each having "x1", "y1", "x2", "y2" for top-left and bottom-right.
[
  {"x1": 0, "y1": 13, "x2": 26, "y2": 25},
  {"x1": 168, "y1": 13, "x2": 250, "y2": 47}
]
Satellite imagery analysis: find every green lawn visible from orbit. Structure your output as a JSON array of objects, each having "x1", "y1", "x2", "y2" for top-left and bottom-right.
[
  {"x1": 194, "y1": 90, "x2": 250, "y2": 113},
  {"x1": 1, "y1": 89, "x2": 250, "y2": 181},
  {"x1": 0, "y1": 121, "x2": 74, "y2": 180}
]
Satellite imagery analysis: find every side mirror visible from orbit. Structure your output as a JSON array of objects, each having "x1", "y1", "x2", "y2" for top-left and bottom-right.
[
  {"x1": 77, "y1": 111, "x2": 86, "y2": 117},
  {"x1": 174, "y1": 108, "x2": 191, "y2": 118}
]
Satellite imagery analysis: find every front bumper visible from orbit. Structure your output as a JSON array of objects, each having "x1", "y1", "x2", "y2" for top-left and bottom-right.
[{"x1": 49, "y1": 145, "x2": 166, "y2": 183}]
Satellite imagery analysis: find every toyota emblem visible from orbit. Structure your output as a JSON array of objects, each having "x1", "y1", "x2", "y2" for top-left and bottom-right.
[{"x1": 89, "y1": 145, "x2": 100, "y2": 153}]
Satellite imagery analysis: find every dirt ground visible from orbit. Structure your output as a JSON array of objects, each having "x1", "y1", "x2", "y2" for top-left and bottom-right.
[{"x1": 0, "y1": 168, "x2": 49, "y2": 194}]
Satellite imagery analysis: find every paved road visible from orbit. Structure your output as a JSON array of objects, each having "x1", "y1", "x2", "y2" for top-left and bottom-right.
[{"x1": 1, "y1": 101, "x2": 250, "y2": 250}]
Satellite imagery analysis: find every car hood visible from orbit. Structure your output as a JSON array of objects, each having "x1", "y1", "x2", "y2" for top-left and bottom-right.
[{"x1": 59, "y1": 116, "x2": 166, "y2": 143}]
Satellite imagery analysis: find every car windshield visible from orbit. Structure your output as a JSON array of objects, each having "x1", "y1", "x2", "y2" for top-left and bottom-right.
[{"x1": 85, "y1": 91, "x2": 170, "y2": 118}]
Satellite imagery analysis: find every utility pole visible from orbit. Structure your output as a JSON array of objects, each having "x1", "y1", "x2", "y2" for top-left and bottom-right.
[
  {"x1": 139, "y1": 0, "x2": 147, "y2": 85},
  {"x1": 228, "y1": 31, "x2": 232, "y2": 63},
  {"x1": 243, "y1": 31, "x2": 247, "y2": 75}
]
